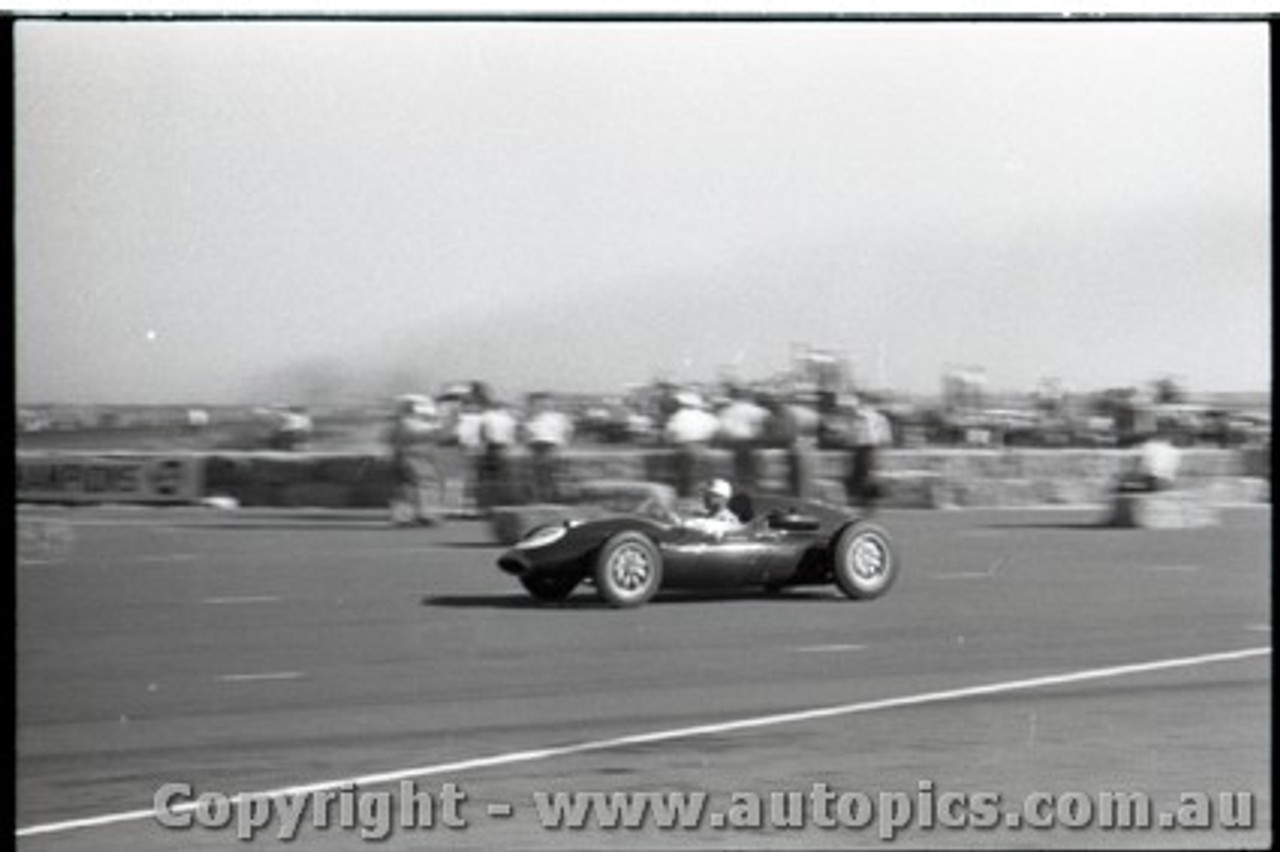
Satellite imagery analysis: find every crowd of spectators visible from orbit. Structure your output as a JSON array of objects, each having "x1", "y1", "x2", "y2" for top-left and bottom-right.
[
  {"x1": 13, "y1": 375, "x2": 1270, "y2": 523},
  {"x1": 383, "y1": 381, "x2": 577, "y2": 524},
  {"x1": 378, "y1": 379, "x2": 907, "y2": 520},
  {"x1": 17, "y1": 377, "x2": 1269, "y2": 454},
  {"x1": 371, "y1": 375, "x2": 1273, "y2": 523}
]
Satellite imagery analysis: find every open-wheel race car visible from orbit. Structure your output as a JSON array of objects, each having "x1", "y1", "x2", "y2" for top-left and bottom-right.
[{"x1": 496, "y1": 491, "x2": 898, "y2": 607}]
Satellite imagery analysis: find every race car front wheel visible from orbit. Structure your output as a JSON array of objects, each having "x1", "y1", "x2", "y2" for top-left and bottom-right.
[
  {"x1": 595, "y1": 532, "x2": 664, "y2": 608},
  {"x1": 832, "y1": 522, "x2": 897, "y2": 600},
  {"x1": 520, "y1": 573, "x2": 580, "y2": 603}
]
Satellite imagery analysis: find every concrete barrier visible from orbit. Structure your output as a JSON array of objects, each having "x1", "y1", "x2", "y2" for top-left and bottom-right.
[
  {"x1": 1109, "y1": 491, "x2": 1221, "y2": 529},
  {"x1": 17, "y1": 447, "x2": 1270, "y2": 511},
  {"x1": 16, "y1": 452, "x2": 204, "y2": 505},
  {"x1": 1241, "y1": 445, "x2": 1271, "y2": 479},
  {"x1": 199, "y1": 452, "x2": 394, "y2": 508},
  {"x1": 566, "y1": 479, "x2": 677, "y2": 512}
]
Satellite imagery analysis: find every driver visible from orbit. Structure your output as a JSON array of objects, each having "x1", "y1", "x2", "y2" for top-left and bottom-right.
[{"x1": 679, "y1": 478, "x2": 745, "y2": 537}]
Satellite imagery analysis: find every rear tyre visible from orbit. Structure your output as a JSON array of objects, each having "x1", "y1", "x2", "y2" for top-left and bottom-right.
[
  {"x1": 832, "y1": 522, "x2": 897, "y2": 600},
  {"x1": 519, "y1": 574, "x2": 580, "y2": 603},
  {"x1": 594, "y1": 532, "x2": 663, "y2": 608}
]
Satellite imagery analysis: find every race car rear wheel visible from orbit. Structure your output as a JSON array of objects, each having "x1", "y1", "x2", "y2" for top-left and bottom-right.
[
  {"x1": 519, "y1": 574, "x2": 580, "y2": 603},
  {"x1": 594, "y1": 532, "x2": 663, "y2": 608},
  {"x1": 832, "y1": 522, "x2": 897, "y2": 600}
]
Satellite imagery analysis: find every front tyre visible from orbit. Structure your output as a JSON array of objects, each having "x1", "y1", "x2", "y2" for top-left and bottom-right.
[
  {"x1": 594, "y1": 532, "x2": 663, "y2": 608},
  {"x1": 520, "y1": 573, "x2": 580, "y2": 603},
  {"x1": 832, "y1": 522, "x2": 897, "y2": 600}
]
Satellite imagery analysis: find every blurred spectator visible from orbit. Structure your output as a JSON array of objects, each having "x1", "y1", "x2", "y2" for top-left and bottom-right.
[
  {"x1": 1118, "y1": 390, "x2": 1158, "y2": 449},
  {"x1": 1153, "y1": 376, "x2": 1186, "y2": 405},
  {"x1": 664, "y1": 390, "x2": 720, "y2": 498},
  {"x1": 434, "y1": 386, "x2": 480, "y2": 514},
  {"x1": 847, "y1": 395, "x2": 893, "y2": 512},
  {"x1": 522, "y1": 392, "x2": 575, "y2": 502},
  {"x1": 1202, "y1": 410, "x2": 1232, "y2": 449},
  {"x1": 269, "y1": 405, "x2": 313, "y2": 451},
  {"x1": 1117, "y1": 423, "x2": 1182, "y2": 493},
  {"x1": 816, "y1": 391, "x2": 855, "y2": 450},
  {"x1": 473, "y1": 382, "x2": 520, "y2": 509},
  {"x1": 578, "y1": 398, "x2": 627, "y2": 443},
  {"x1": 185, "y1": 408, "x2": 210, "y2": 433},
  {"x1": 757, "y1": 392, "x2": 795, "y2": 494},
  {"x1": 654, "y1": 381, "x2": 682, "y2": 433},
  {"x1": 783, "y1": 394, "x2": 822, "y2": 499},
  {"x1": 717, "y1": 386, "x2": 769, "y2": 489},
  {"x1": 454, "y1": 390, "x2": 485, "y2": 455},
  {"x1": 816, "y1": 391, "x2": 855, "y2": 500},
  {"x1": 624, "y1": 403, "x2": 658, "y2": 445},
  {"x1": 385, "y1": 395, "x2": 444, "y2": 526}
]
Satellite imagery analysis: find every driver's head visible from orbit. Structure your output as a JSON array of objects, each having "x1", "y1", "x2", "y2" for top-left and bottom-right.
[{"x1": 702, "y1": 478, "x2": 732, "y2": 512}]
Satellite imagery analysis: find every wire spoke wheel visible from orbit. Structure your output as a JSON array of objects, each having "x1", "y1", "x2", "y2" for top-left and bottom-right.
[
  {"x1": 833, "y1": 522, "x2": 898, "y2": 600},
  {"x1": 595, "y1": 532, "x2": 663, "y2": 607},
  {"x1": 609, "y1": 543, "x2": 652, "y2": 589},
  {"x1": 851, "y1": 535, "x2": 887, "y2": 581}
]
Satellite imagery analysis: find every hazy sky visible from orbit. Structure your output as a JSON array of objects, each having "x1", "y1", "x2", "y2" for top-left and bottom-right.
[{"x1": 15, "y1": 20, "x2": 1271, "y2": 404}]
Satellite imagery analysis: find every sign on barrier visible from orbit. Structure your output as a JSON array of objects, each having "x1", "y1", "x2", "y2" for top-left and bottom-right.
[{"x1": 16, "y1": 455, "x2": 203, "y2": 504}]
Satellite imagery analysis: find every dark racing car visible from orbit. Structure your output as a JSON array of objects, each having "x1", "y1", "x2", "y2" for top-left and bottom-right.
[{"x1": 496, "y1": 492, "x2": 898, "y2": 607}]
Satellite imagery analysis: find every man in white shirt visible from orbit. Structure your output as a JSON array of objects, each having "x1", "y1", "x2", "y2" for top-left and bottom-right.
[
  {"x1": 522, "y1": 392, "x2": 575, "y2": 502},
  {"x1": 664, "y1": 391, "x2": 720, "y2": 443},
  {"x1": 718, "y1": 387, "x2": 769, "y2": 488},
  {"x1": 385, "y1": 395, "x2": 444, "y2": 526},
  {"x1": 1118, "y1": 425, "x2": 1182, "y2": 492},
  {"x1": 1136, "y1": 434, "x2": 1181, "y2": 491},
  {"x1": 664, "y1": 391, "x2": 720, "y2": 498},
  {"x1": 471, "y1": 381, "x2": 519, "y2": 509}
]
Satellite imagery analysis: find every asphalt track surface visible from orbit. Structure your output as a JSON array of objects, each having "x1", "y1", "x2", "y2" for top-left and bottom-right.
[{"x1": 16, "y1": 503, "x2": 1272, "y2": 849}]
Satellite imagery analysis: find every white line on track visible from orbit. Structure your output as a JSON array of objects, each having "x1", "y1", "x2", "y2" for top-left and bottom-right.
[
  {"x1": 216, "y1": 672, "x2": 305, "y2": 683},
  {"x1": 792, "y1": 644, "x2": 867, "y2": 653},
  {"x1": 15, "y1": 645, "x2": 1269, "y2": 838},
  {"x1": 201, "y1": 596, "x2": 282, "y2": 605}
]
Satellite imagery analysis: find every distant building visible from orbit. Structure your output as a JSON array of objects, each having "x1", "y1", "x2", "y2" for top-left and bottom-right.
[
  {"x1": 791, "y1": 344, "x2": 855, "y2": 395},
  {"x1": 942, "y1": 366, "x2": 987, "y2": 413}
]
